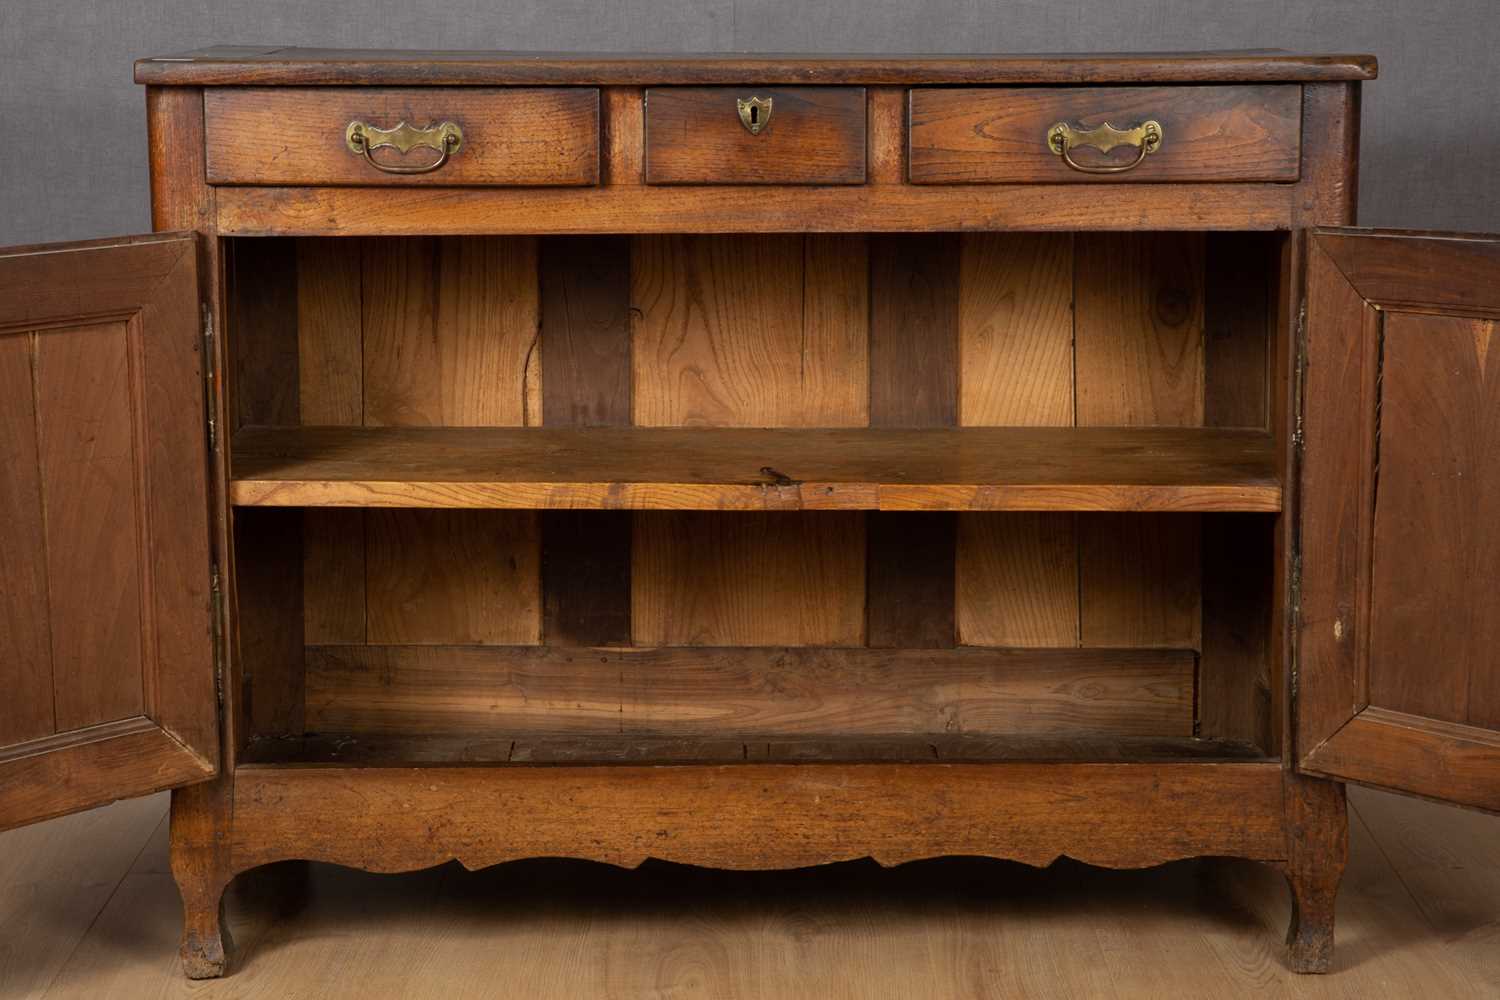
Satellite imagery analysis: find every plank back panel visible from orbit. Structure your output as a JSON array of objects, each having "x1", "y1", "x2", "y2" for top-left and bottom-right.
[
  {"x1": 633, "y1": 512, "x2": 865, "y2": 647},
  {"x1": 297, "y1": 238, "x2": 366, "y2": 645},
  {"x1": 1200, "y1": 232, "x2": 1277, "y2": 745},
  {"x1": 290, "y1": 237, "x2": 545, "y2": 647},
  {"x1": 539, "y1": 236, "x2": 633, "y2": 647},
  {"x1": 956, "y1": 233, "x2": 1079, "y2": 648},
  {"x1": 630, "y1": 235, "x2": 870, "y2": 647},
  {"x1": 304, "y1": 645, "x2": 1196, "y2": 738},
  {"x1": 1075, "y1": 233, "x2": 1205, "y2": 648}
]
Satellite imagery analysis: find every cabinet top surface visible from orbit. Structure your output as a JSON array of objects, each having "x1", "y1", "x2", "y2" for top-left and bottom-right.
[{"x1": 135, "y1": 46, "x2": 1377, "y2": 86}]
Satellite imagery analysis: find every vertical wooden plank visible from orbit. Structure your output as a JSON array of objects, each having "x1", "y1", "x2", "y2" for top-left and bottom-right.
[
  {"x1": 297, "y1": 238, "x2": 367, "y2": 646},
  {"x1": 957, "y1": 514, "x2": 1079, "y2": 648},
  {"x1": 362, "y1": 236, "x2": 542, "y2": 646},
  {"x1": 955, "y1": 233, "x2": 1078, "y2": 648},
  {"x1": 632, "y1": 235, "x2": 863, "y2": 427},
  {"x1": 866, "y1": 87, "x2": 906, "y2": 185},
  {"x1": 802, "y1": 235, "x2": 870, "y2": 426},
  {"x1": 631, "y1": 235, "x2": 869, "y2": 647},
  {"x1": 1076, "y1": 233, "x2": 1204, "y2": 649},
  {"x1": 227, "y1": 237, "x2": 300, "y2": 430},
  {"x1": 35, "y1": 321, "x2": 144, "y2": 731},
  {"x1": 1078, "y1": 514, "x2": 1201, "y2": 649},
  {"x1": 1075, "y1": 233, "x2": 1204, "y2": 427},
  {"x1": 540, "y1": 236, "x2": 632, "y2": 646},
  {"x1": 0, "y1": 334, "x2": 56, "y2": 744},
  {"x1": 234, "y1": 508, "x2": 305, "y2": 737},
  {"x1": 869, "y1": 234, "x2": 959, "y2": 428},
  {"x1": 298, "y1": 238, "x2": 363, "y2": 426},
  {"x1": 366, "y1": 509, "x2": 541, "y2": 645},
  {"x1": 1201, "y1": 233, "x2": 1276, "y2": 744},
  {"x1": 633, "y1": 512, "x2": 865, "y2": 647},
  {"x1": 958, "y1": 233, "x2": 1074, "y2": 427},
  {"x1": 867, "y1": 234, "x2": 960, "y2": 648},
  {"x1": 363, "y1": 236, "x2": 539, "y2": 428},
  {"x1": 540, "y1": 237, "x2": 631, "y2": 428},
  {"x1": 866, "y1": 514, "x2": 954, "y2": 649},
  {"x1": 603, "y1": 87, "x2": 644, "y2": 186}
]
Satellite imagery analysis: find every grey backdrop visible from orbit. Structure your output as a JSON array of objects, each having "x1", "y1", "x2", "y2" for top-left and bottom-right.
[{"x1": 2, "y1": 1, "x2": 1497, "y2": 246}]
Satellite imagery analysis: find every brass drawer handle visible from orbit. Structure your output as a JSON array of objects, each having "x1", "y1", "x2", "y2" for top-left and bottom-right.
[
  {"x1": 345, "y1": 120, "x2": 464, "y2": 175},
  {"x1": 736, "y1": 96, "x2": 773, "y2": 135},
  {"x1": 1047, "y1": 119, "x2": 1162, "y2": 174}
]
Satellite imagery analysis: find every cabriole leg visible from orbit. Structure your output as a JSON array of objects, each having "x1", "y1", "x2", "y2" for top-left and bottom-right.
[
  {"x1": 170, "y1": 779, "x2": 235, "y2": 979},
  {"x1": 1281, "y1": 773, "x2": 1347, "y2": 973}
]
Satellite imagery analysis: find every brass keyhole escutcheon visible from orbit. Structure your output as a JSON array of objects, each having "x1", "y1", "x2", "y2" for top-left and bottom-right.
[{"x1": 737, "y1": 96, "x2": 773, "y2": 135}]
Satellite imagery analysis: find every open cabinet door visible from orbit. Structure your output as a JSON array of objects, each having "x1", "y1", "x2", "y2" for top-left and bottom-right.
[
  {"x1": 1298, "y1": 228, "x2": 1500, "y2": 811},
  {"x1": 0, "y1": 233, "x2": 218, "y2": 831}
]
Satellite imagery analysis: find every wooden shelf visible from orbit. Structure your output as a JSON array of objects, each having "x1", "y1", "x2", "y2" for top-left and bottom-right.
[
  {"x1": 229, "y1": 426, "x2": 1281, "y2": 512},
  {"x1": 240, "y1": 732, "x2": 1271, "y2": 767}
]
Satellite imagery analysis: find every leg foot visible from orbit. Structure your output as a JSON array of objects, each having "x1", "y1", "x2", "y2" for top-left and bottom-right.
[
  {"x1": 1281, "y1": 773, "x2": 1347, "y2": 974},
  {"x1": 180, "y1": 893, "x2": 233, "y2": 979}
]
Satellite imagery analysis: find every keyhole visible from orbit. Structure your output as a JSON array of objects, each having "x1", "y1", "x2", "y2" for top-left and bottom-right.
[{"x1": 750, "y1": 106, "x2": 759, "y2": 126}]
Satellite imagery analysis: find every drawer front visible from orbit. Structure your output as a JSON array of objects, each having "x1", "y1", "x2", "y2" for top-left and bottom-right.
[
  {"x1": 644, "y1": 87, "x2": 866, "y2": 185},
  {"x1": 205, "y1": 88, "x2": 600, "y2": 186},
  {"x1": 908, "y1": 85, "x2": 1301, "y2": 184}
]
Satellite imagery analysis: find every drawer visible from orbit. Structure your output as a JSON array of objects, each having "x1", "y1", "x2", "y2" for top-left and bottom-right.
[
  {"x1": 204, "y1": 88, "x2": 600, "y2": 186},
  {"x1": 908, "y1": 86, "x2": 1301, "y2": 184},
  {"x1": 644, "y1": 87, "x2": 866, "y2": 185}
]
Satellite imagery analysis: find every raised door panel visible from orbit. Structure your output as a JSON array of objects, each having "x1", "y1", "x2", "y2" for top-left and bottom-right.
[
  {"x1": 0, "y1": 233, "x2": 217, "y2": 831},
  {"x1": 1298, "y1": 229, "x2": 1500, "y2": 812}
]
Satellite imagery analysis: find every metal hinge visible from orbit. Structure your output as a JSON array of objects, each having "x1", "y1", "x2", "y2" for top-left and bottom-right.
[
  {"x1": 1287, "y1": 299, "x2": 1309, "y2": 705},
  {"x1": 201, "y1": 303, "x2": 217, "y2": 453},
  {"x1": 209, "y1": 562, "x2": 225, "y2": 709}
]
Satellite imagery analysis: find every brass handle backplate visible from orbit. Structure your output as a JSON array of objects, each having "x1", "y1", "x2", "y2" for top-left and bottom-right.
[
  {"x1": 736, "y1": 96, "x2": 773, "y2": 135},
  {"x1": 1047, "y1": 119, "x2": 1163, "y2": 174},
  {"x1": 345, "y1": 120, "x2": 464, "y2": 175}
]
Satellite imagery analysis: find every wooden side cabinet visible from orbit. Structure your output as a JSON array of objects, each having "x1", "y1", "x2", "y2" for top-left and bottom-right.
[{"x1": 2, "y1": 49, "x2": 1497, "y2": 979}]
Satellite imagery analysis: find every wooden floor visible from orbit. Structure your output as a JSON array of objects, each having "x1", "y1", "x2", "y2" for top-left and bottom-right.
[{"x1": 2, "y1": 786, "x2": 1496, "y2": 998}]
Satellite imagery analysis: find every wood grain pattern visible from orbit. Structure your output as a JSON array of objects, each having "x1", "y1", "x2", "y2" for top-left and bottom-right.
[
  {"x1": 909, "y1": 86, "x2": 1302, "y2": 184},
  {"x1": 233, "y1": 509, "x2": 305, "y2": 738},
  {"x1": 644, "y1": 87, "x2": 866, "y2": 185},
  {"x1": 35, "y1": 321, "x2": 145, "y2": 732},
  {"x1": 366, "y1": 510, "x2": 540, "y2": 645},
  {"x1": 228, "y1": 761, "x2": 1289, "y2": 873},
  {"x1": 539, "y1": 237, "x2": 631, "y2": 428},
  {"x1": 227, "y1": 239, "x2": 299, "y2": 431},
  {"x1": 956, "y1": 233, "x2": 1078, "y2": 649},
  {"x1": 1200, "y1": 233, "x2": 1276, "y2": 746},
  {"x1": 1076, "y1": 233, "x2": 1205, "y2": 649},
  {"x1": 631, "y1": 235, "x2": 867, "y2": 427},
  {"x1": 632, "y1": 512, "x2": 865, "y2": 646},
  {"x1": 139, "y1": 49, "x2": 1379, "y2": 86},
  {"x1": 295, "y1": 238, "x2": 366, "y2": 645},
  {"x1": 303, "y1": 644, "x2": 1195, "y2": 739},
  {"x1": 866, "y1": 513, "x2": 955, "y2": 649},
  {"x1": 362, "y1": 236, "x2": 540, "y2": 429},
  {"x1": 358, "y1": 236, "x2": 542, "y2": 646},
  {"x1": 0, "y1": 334, "x2": 55, "y2": 745},
  {"x1": 870, "y1": 235, "x2": 959, "y2": 427},
  {"x1": 958, "y1": 233, "x2": 1074, "y2": 426},
  {"x1": 958, "y1": 514, "x2": 1080, "y2": 647},
  {"x1": 538, "y1": 236, "x2": 633, "y2": 647},
  {"x1": 205, "y1": 88, "x2": 600, "y2": 186},
  {"x1": 215, "y1": 182, "x2": 1302, "y2": 237},
  {"x1": 229, "y1": 425, "x2": 1282, "y2": 512},
  {"x1": 1367, "y1": 313, "x2": 1500, "y2": 727}
]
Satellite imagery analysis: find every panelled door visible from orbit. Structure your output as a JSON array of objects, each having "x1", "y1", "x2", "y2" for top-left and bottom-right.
[
  {"x1": 0, "y1": 233, "x2": 219, "y2": 830},
  {"x1": 1297, "y1": 228, "x2": 1500, "y2": 811}
]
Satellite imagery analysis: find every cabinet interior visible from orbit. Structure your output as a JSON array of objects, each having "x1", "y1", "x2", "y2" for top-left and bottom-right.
[{"x1": 223, "y1": 231, "x2": 1287, "y2": 766}]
